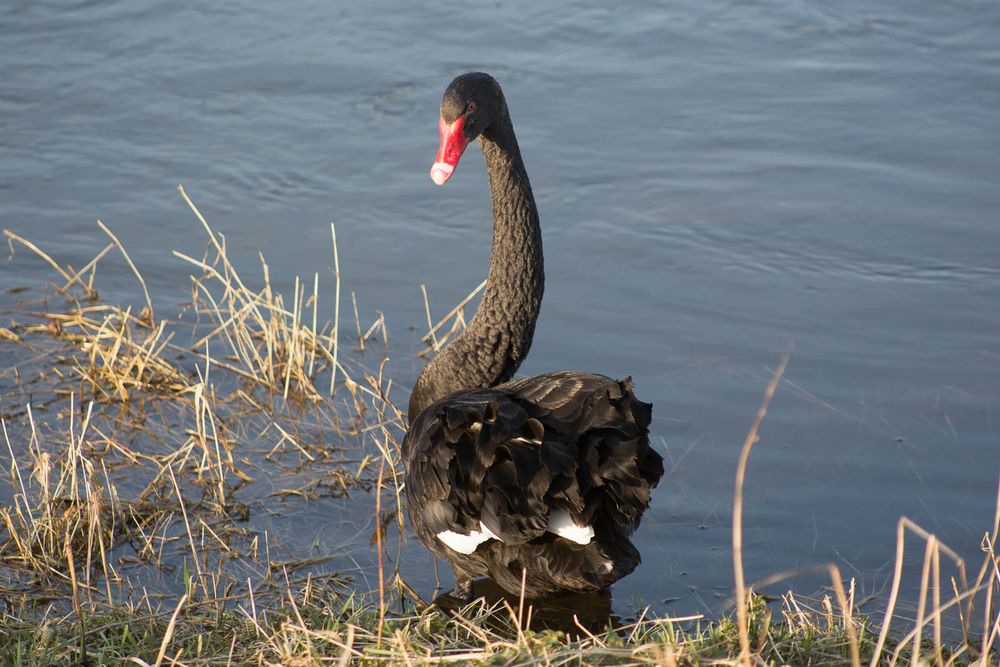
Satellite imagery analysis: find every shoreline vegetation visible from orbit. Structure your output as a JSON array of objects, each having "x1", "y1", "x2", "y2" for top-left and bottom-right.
[{"x1": 0, "y1": 187, "x2": 997, "y2": 665}]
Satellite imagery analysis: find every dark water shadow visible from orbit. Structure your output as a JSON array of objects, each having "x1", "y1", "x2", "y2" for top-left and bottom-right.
[{"x1": 431, "y1": 578, "x2": 619, "y2": 636}]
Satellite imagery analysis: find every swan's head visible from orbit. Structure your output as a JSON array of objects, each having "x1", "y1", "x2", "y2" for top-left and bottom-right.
[{"x1": 431, "y1": 72, "x2": 504, "y2": 186}]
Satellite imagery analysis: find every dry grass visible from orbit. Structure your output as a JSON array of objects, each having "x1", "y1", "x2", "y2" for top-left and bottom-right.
[
  {"x1": 0, "y1": 565, "x2": 994, "y2": 665},
  {"x1": 0, "y1": 188, "x2": 406, "y2": 631},
  {"x1": 0, "y1": 188, "x2": 997, "y2": 665}
]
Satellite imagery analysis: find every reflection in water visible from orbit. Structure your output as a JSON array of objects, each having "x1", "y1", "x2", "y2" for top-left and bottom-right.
[{"x1": 431, "y1": 578, "x2": 618, "y2": 636}]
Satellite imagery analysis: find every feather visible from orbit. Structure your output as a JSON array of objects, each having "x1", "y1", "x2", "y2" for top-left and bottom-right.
[
  {"x1": 402, "y1": 372, "x2": 663, "y2": 596},
  {"x1": 546, "y1": 509, "x2": 594, "y2": 545}
]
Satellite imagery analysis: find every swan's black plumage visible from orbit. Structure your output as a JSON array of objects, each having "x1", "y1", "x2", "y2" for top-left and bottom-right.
[
  {"x1": 403, "y1": 73, "x2": 664, "y2": 598},
  {"x1": 404, "y1": 372, "x2": 662, "y2": 596}
]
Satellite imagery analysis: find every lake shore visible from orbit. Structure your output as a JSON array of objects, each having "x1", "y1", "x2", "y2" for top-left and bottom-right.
[{"x1": 1, "y1": 198, "x2": 997, "y2": 665}]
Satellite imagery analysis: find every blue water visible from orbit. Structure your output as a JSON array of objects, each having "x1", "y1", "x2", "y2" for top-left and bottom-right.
[{"x1": 1, "y1": 0, "x2": 998, "y2": 618}]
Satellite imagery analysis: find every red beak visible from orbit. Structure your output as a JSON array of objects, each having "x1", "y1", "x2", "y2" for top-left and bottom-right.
[{"x1": 430, "y1": 116, "x2": 470, "y2": 185}]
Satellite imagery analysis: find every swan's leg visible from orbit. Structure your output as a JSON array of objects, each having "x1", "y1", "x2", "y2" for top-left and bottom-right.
[{"x1": 452, "y1": 566, "x2": 473, "y2": 601}]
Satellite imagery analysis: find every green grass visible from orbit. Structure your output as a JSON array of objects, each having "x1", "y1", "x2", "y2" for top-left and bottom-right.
[{"x1": 0, "y1": 588, "x2": 899, "y2": 666}]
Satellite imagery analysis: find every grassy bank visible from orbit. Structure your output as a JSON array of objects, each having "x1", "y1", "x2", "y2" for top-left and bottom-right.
[
  {"x1": 0, "y1": 188, "x2": 997, "y2": 665},
  {"x1": 0, "y1": 586, "x2": 898, "y2": 665}
]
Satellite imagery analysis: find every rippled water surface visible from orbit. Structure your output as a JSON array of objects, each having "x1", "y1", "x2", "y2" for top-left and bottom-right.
[{"x1": 2, "y1": 0, "x2": 998, "y2": 616}]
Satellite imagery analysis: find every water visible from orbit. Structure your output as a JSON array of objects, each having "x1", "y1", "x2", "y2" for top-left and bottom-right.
[{"x1": 1, "y1": 0, "x2": 998, "y2": 619}]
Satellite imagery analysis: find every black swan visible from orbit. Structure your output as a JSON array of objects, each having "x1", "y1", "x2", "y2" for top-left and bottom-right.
[{"x1": 402, "y1": 72, "x2": 664, "y2": 599}]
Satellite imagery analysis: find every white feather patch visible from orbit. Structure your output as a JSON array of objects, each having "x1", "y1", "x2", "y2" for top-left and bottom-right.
[
  {"x1": 436, "y1": 521, "x2": 503, "y2": 554},
  {"x1": 478, "y1": 520, "x2": 500, "y2": 541},
  {"x1": 546, "y1": 509, "x2": 595, "y2": 545},
  {"x1": 439, "y1": 511, "x2": 594, "y2": 553}
]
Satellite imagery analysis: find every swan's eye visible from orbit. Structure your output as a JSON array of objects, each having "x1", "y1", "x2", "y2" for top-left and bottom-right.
[{"x1": 466, "y1": 101, "x2": 477, "y2": 114}]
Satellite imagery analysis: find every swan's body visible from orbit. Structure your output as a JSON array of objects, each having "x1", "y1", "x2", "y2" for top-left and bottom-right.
[{"x1": 402, "y1": 73, "x2": 663, "y2": 598}]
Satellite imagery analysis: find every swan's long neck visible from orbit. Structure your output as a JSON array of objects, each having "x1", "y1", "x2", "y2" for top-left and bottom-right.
[{"x1": 409, "y1": 109, "x2": 544, "y2": 420}]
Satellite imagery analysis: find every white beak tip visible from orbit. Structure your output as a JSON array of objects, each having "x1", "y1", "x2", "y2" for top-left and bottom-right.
[{"x1": 430, "y1": 162, "x2": 454, "y2": 185}]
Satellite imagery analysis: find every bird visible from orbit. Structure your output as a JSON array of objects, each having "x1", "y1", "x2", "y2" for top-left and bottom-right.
[{"x1": 402, "y1": 72, "x2": 664, "y2": 599}]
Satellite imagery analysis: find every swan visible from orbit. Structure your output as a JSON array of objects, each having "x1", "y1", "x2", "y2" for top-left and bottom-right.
[{"x1": 402, "y1": 72, "x2": 664, "y2": 599}]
